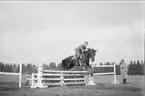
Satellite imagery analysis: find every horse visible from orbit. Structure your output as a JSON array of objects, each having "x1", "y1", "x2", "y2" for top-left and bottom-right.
[{"x1": 61, "y1": 48, "x2": 97, "y2": 75}]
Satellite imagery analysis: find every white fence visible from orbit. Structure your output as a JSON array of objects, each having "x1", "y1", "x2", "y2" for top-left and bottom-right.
[
  {"x1": 0, "y1": 62, "x2": 119, "y2": 88},
  {"x1": 0, "y1": 63, "x2": 22, "y2": 88},
  {"x1": 28, "y1": 63, "x2": 119, "y2": 88},
  {"x1": 93, "y1": 63, "x2": 119, "y2": 84},
  {"x1": 28, "y1": 70, "x2": 89, "y2": 88}
]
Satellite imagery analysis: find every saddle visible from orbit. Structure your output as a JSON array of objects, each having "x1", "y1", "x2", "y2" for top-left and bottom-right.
[
  {"x1": 72, "y1": 48, "x2": 88, "y2": 66},
  {"x1": 72, "y1": 54, "x2": 86, "y2": 66}
]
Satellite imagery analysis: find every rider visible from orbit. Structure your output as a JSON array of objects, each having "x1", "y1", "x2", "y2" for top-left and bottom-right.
[{"x1": 74, "y1": 41, "x2": 88, "y2": 66}]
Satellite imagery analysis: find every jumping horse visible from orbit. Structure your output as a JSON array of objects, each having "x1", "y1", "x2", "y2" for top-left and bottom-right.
[{"x1": 61, "y1": 48, "x2": 97, "y2": 76}]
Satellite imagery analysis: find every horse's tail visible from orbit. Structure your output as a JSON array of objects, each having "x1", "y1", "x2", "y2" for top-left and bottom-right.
[{"x1": 61, "y1": 60, "x2": 65, "y2": 70}]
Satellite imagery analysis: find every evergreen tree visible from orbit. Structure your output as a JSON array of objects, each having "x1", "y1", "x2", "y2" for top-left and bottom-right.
[
  {"x1": 11, "y1": 64, "x2": 17, "y2": 72},
  {"x1": 25, "y1": 63, "x2": 33, "y2": 73},
  {"x1": 136, "y1": 60, "x2": 141, "y2": 75},
  {"x1": 3, "y1": 64, "x2": 9, "y2": 72},
  {"x1": 140, "y1": 60, "x2": 144, "y2": 75},
  {"x1": 0, "y1": 62, "x2": 4, "y2": 71},
  {"x1": 100, "y1": 62, "x2": 103, "y2": 65},
  {"x1": 104, "y1": 62, "x2": 110, "y2": 65},
  {"x1": 49, "y1": 62, "x2": 56, "y2": 70},
  {"x1": 32, "y1": 64, "x2": 37, "y2": 73},
  {"x1": 128, "y1": 61, "x2": 135, "y2": 75},
  {"x1": 42, "y1": 63, "x2": 49, "y2": 70},
  {"x1": 57, "y1": 63, "x2": 63, "y2": 70}
]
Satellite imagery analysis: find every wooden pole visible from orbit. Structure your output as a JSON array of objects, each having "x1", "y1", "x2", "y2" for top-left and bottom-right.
[
  {"x1": 31, "y1": 73, "x2": 34, "y2": 88},
  {"x1": 111, "y1": 63, "x2": 119, "y2": 84},
  {"x1": 19, "y1": 61, "x2": 22, "y2": 88}
]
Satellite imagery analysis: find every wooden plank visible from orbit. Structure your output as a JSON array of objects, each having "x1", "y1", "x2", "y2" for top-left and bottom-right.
[
  {"x1": 43, "y1": 82, "x2": 61, "y2": 86},
  {"x1": 42, "y1": 78, "x2": 61, "y2": 80},
  {"x1": 64, "y1": 82, "x2": 86, "y2": 85},
  {"x1": 28, "y1": 77, "x2": 85, "y2": 81},
  {"x1": 0, "y1": 72, "x2": 19, "y2": 75},
  {"x1": 62, "y1": 74, "x2": 84, "y2": 76},
  {"x1": 95, "y1": 65, "x2": 114, "y2": 67},
  {"x1": 93, "y1": 72, "x2": 114, "y2": 75},
  {"x1": 42, "y1": 74, "x2": 84, "y2": 76},
  {"x1": 43, "y1": 81, "x2": 86, "y2": 86},
  {"x1": 42, "y1": 74, "x2": 61, "y2": 76},
  {"x1": 64, "y1": 78, "x2": 85, "y2": 81},
  {"x1": 42, "y1": 70, "x2": 88, "y2": 73}
]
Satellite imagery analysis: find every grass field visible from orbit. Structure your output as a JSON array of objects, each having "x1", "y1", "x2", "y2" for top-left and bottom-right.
[{"x1": 0, "y1": 74, "x2": 144, "y2": 96}]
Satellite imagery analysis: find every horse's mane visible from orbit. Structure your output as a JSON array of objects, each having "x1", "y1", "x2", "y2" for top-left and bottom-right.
[
  {"x1": 84, "y1": 48, "x2": 96, "y2": 56},
  {"x1": 87, "y1": 48, "x2": 96, "y2": 52}
]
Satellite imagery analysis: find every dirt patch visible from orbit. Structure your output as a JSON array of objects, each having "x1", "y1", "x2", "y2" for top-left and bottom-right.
[
  {"x1": 0, "y1": 75, "x2": 144, "y2": 96},
  {"x1": 0, "y1": 84, "x2": 143, "y2": 96}
]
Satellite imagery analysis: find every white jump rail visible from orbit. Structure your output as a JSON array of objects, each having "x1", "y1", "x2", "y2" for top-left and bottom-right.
[
  {"x1": 43, "y1": 70, "x2": 88, "y2": 73},
  {"x1": 28, "y1": 69, "x2": 88, "y2": 88},
  {"x1": 0, "y1": 62, "x2": 22, "y2": 88},
  {"x1": 93, "y1": 63, "x2": 119, "y2": 84},
  {"x1": 28, "y1": 63, "x2": 119, "y2": 88}
]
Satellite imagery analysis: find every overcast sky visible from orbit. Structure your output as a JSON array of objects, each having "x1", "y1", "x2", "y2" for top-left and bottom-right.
[{"x1": 0, "y1": 2, "x2": 144, "y2": 65}]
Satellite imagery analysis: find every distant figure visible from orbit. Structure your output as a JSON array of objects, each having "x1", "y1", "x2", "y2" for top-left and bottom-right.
[
  {"x1": 25, "y1": 74, "x2": 29, "y2": 87},
  {"x1": 120, "y1": 59, "x2": 128, "y2": 84},
  {"x1": 74, "y1": 41, "x2": 88, "y2": 66}
]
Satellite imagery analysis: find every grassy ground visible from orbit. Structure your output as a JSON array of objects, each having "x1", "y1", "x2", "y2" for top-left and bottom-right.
[{"x1": 0, "y1": 74, "x2": 144, "y2": 96}]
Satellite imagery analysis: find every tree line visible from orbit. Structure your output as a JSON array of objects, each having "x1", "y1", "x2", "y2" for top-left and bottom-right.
[
  {"x1": 95, "y1": 60, "x2": 144, "y2": 75},
  {"x1": 0, "y1": 60, "x2": 144, "y2": 75},
  {"x1": 0, "y1": 62, "x2": 58, "y2": 73}
]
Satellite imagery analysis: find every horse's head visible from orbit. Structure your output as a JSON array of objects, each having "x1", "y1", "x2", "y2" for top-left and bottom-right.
[
  {"x1": 80, "y1": 48, "x2": 97, "y2": 75},
  {"x1": 87, "y1": 48, "x2": 97, "y2": 62},
  {"x1": 82, "y1": 48, "x2": 97, "y2": 64}
]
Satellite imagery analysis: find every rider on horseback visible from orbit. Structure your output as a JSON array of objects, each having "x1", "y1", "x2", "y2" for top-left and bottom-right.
[{"x1": 74, "y1": 41, "x2": 88, "y2": 66}]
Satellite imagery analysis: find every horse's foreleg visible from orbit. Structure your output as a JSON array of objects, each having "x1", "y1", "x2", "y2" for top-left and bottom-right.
[{"x1": 88, "y1": 66, "x2": 93, "y2": 77}]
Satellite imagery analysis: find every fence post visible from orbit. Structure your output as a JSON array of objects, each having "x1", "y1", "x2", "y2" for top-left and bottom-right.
[
  {"x1": 111, "y1": 63, "x2": 119, "y2": 84},
  {"x1": 36, "y1": 66, "x2": 44, "y2": 88},
  {"x1": 19, "y1": 62, "x2": 22, "y2": 88},
  {"x1": 60, "y1": 72, "x2": 64, "y2": 86},
  {"x1": 31, "y1": 73, "x2": 34, "y2": 88},
  {"x1": 84, "y1": 74, "x2": 88, "y2": 85}
]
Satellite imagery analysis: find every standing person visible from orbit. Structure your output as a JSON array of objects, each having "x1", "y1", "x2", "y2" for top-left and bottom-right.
[
  {"x1": 74, "y1": 41, "x2": 88, "y2": 66},
  {"x1": 120, "y1": 59, "x2": 128, "y2": 84},
  {"x1": 25, "y1": 74, "x2": 29, "y2": 87}
]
